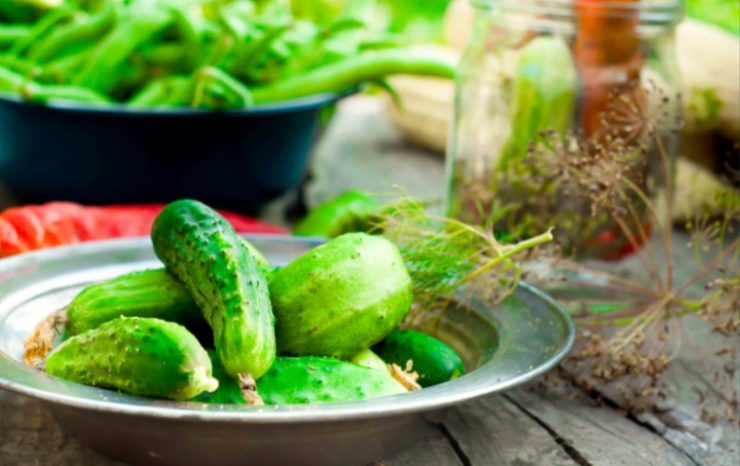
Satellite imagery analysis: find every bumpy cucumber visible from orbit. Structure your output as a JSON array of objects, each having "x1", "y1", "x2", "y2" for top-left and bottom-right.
[
  {"x1": 293, "y1": 190, "x2": 382, "y2": 238},
  {"x1": 191, "y1": 351, "x2": 247, "y2": 405},
  {"x1": 350, "y1": 348, "x2": 388, "y2": 372},
  {"x1": 66, "y1": 236, "x2": 272, "y2": 337},
  {"x1": 152, "y1": 199, "x2": 276, "y2": 379},
  {"x1": 270, "y1": 232, "x2": 413, "y2": 358},
  {"x1": 66, "y1": 269, "x2": 202, "y2": 336},
  {"x1": 46, "y1": 317, "x2": 217, "y2": 400},
  {"x1": 239, "y1": 238, "x2": 271, "y2": 271},
  {"x1": 498, "y1": 36, "x2": 577, "y2": 170},
  {"x1": 377, "y1": 329, "x2": 464, "y2": 387},
  {"x1": 258, "y1": 357, "x2": 406, "y2": 405}
]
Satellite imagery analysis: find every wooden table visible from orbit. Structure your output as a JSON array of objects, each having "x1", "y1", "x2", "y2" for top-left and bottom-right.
[{"x1": 1, "y1": 98, "x2": 738, "y2": 466}]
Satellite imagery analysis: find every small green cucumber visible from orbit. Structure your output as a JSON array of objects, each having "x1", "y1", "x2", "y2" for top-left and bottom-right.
[
  {"x1": 269, "y1": 232, "x2": 413, "y2": 358},
  {"x1": 293, "y1": 190, "x2": 382, "y2": 238},
  {"x1": 350, "y1": 348, "x2": 388, "y2": 372},
  {"x1": 191, "y1": 351, "x2": 247, "y2": 405},
  {"x1": 66, "y1": 269, "x2": 203, "y2": 337},
  {"x1": 258, "y1": 357, "x2": 406, "y2": 405},
  {"x1": 498, "y1": 36, "x2": 577, "y2": 170},
  {"x1": 238, "y1": 238, "x2": 271, "y2": 271},
  {"x1": 151, "y1": 199, "x2": 276, "y2": 380},
  {"x1": 377, "y1": 329, "x2": 465, "y2": 387},
  {"x1": 65, "y1": 236, "x2": 272, "y2": 338},
  {"x1": 46, "y1": 317, "x2": 217, "y2": 400}
]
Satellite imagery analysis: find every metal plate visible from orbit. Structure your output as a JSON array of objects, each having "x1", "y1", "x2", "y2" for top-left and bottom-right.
[{"x1": 0, "y1": 236, "x2": 575, "y2": 466}]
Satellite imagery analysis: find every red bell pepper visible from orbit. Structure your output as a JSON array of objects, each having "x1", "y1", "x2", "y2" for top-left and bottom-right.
[{"x1": 0, "y1": 202, "x2": 286, "y2": 258}]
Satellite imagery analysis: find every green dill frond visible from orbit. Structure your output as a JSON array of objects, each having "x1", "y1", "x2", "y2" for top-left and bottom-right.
[{"x1": 377, "y1": 196, "x2": 554, "y2": 315}]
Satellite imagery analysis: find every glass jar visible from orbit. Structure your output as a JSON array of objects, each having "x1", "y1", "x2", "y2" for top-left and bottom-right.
[{"x1": 446, "y1": 0, "x2": 683, "y2": 259}]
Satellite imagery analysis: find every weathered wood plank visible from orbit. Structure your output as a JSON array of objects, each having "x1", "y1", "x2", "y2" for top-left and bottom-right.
[
  {"x1": 632, "y1": 316, "x2": 740, "y2": 466},
  {"x1": 432, "y1": 395, "x2": 580, "y2": 466},
  {"x1": 381, "y1": 423, "x2": 464, "y2": 466},
  {"x1": 507, "y1": 388, "x2": 697, "y2": 466},
  {"x1": 0, "y1": 390, "x2": 123, "y2": 466}
]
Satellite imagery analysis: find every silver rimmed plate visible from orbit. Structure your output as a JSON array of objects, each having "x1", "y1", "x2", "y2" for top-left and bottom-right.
[{"x1": 0, "y1": 236, "x2": 574, "y2": 466}]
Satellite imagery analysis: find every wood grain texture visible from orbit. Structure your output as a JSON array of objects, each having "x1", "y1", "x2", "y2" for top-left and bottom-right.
[
  {"x1": 0, "y1": 391, "x2": 123, "y2": 466},
  {"x1": 382, "y1": 423, "x2": 464, "y2": 466},
  {"x1": 506, "y1": 389, "x2": 695, "y2": 466},
  {"x1": 433, "y1": 395, "x2": 579, "y2": 466}
]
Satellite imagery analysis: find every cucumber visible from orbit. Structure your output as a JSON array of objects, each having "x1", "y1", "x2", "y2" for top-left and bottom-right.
[
  {"x1": 191, "y1": 351, "x2": 247, "y2": 405},
  {"x1": 46, "y1": 317, "x2": 217, "y2": 400},
  {"x1": 66, "y1": 236, "x2": 272, "y2": 338},
  {"x1": 257, "y1": 357, "x2": 406, "y2": 405},
  {"x1": 293, "y1": 190, "x2": 382, "y2": 238},
  {"x1": 498, "y1": 36, "x2": 577, "y2": 170},
  {"x1": 65, "y1": 269, "x2": 203, "y2": 337},
  {"x1": 350, "y1": 348, "x2": 388, "y2": 372},
  {"x1": 151, "y1": 199, "x2": 276, "y2": 380},
  {"x1": 377, "y1": 330, "x2": 464, "y2": 387},
  {"x1": 269, "y1": 232, "x2": 413, "y2": 358}
]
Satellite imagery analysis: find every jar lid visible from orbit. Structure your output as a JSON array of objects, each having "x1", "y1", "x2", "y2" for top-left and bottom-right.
[{"x1": 473, "y1": 0, "x2": 684, "y2": 25}]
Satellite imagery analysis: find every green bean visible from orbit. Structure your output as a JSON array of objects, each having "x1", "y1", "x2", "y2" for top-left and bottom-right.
[
  {"x1": 0, "y1": 65, "x2": 107, "y2": 104},
  {"x1": 250, "y1": 48, "x2": 456, "y2": 104},
  {"x1": 213, "y1": 0, "x2": 254, "y2": 38},
  {"x1": 140, "y1": 43, "x2": 185, "y2": 67},
  {"x1": 74, "y1": 5, "x2": 172, "y2": 93},
  {"x1": 27, "y1": 4, "x2": 115, "y2": 63},
  {"x1": 23, "y1": 84, "x2": 110, "y2": 104},
  {"x1": 128, "y1": 76, "x2": 191, "y2": 107},
  {"x1": 0, "y1": 25, "x2": 31, "y2": 50},
  {"x1": 0, "y1": 66, "x2": 25, "y2": 93},
  {"x1": 1, "y1": 3, "x2": 460, "y2": 110},
  {"x1": 229, "y1": 24, "x2": 289, "y2": 79},
  {"x1": 0, "y1": 0, "x2": 55, "y2": 24},
  {"x1": 0, "y1": 55, "x2": 38, "y2": 76},
  {"x1": 38, "y1": 41, "x2": 92, "y2": 83},
  {"x1": 161, "y1": 76, "x2": 194, "y2": 106},
  {"x1": 7, "y1": 5, "x2": 76, "y2": 57},
  {"x1": 168, "y1": 7, "x2": 201, "y2": 69},
  {"x1": 191, "y1": 66, "x2": 251, "y2": 109},
  {"x1": 127, "y1": 78, "x2": 168, "y2": 106}
]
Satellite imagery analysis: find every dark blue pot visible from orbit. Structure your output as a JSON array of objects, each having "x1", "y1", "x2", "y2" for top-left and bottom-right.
[{"x1": 0, "y1": 93, "x2": 342, "y2": 212}]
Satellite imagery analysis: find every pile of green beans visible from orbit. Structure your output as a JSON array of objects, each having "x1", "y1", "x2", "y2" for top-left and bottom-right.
[{"x1": 0, "y1": 0, "x2": 456, "y2": 109}]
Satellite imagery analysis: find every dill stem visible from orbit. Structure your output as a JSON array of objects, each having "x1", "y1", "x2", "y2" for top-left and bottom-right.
[
  {"x1": 655, "y1": 133, "x2": 674, "y2": 289},
  {"x1": 576, "y1": 305, "x2": 647, "y2": 325},
  {"x1": 566, "y1": 279, "x2": 655, "y2": 298},
  {"x1": 624, "y1": 198, "x2": 663, "y2": 283},
  {"x1": 460, "y1": 228, "x2": 554, "y2": 285},
  {"x1": 610, "y1": 298, "x2": 667, "y2": 353},
  {"x1": 667, "y1": 317, "x2": 682, "y2": 362},
  {"x1": 556, "y1": 261, "x2": 657, "y2": 298},
  {"x1": 621, "y1": 177, "x2": 661, "y2": 221},
  {"x1": 612, "y1": 214, "x2": 664, "y2": 293},
  {"x1": 596, "y1": 298, "x2": 702, "y2": 327},
  {"x1": 676, "y1": 298, "x2": 702, "y2": 311},
  {"x1": 674, "y1": 237, "x2": 739, "y2": 298}
]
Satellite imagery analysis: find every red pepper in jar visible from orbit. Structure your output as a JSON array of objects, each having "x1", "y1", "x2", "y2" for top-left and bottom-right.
[
  {"x1": 574, "y1": 0, "x2": 651, "y2": 260},
  {"x1": 0, "y1": 202, "x2": 286, "y2": 258},
  {"x1": 575, "y1": 0, "x2": 644, "y2": 138}
]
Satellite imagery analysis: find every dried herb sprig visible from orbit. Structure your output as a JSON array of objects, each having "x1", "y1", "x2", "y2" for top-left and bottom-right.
[
  {"x1": 375, "y1": 196, "x2": 553, "y2": 322},
  {"x1": 504, "y1": 85, "x2": 740, "y2": 416}
]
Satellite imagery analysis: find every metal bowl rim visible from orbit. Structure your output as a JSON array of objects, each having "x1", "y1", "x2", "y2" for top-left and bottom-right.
[{"x1": 0, "y1": 237, "x2": 575, "y2": 424}]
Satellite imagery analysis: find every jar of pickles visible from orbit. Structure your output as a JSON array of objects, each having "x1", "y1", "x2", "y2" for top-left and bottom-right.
[{"x1": 446, "y1": 0, "x2": 683, "y2": 259}]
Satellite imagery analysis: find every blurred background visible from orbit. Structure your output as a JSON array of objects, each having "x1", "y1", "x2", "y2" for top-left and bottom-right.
[{"x1": 0, "y1": 0, "x2": 737, "y2": 237}]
